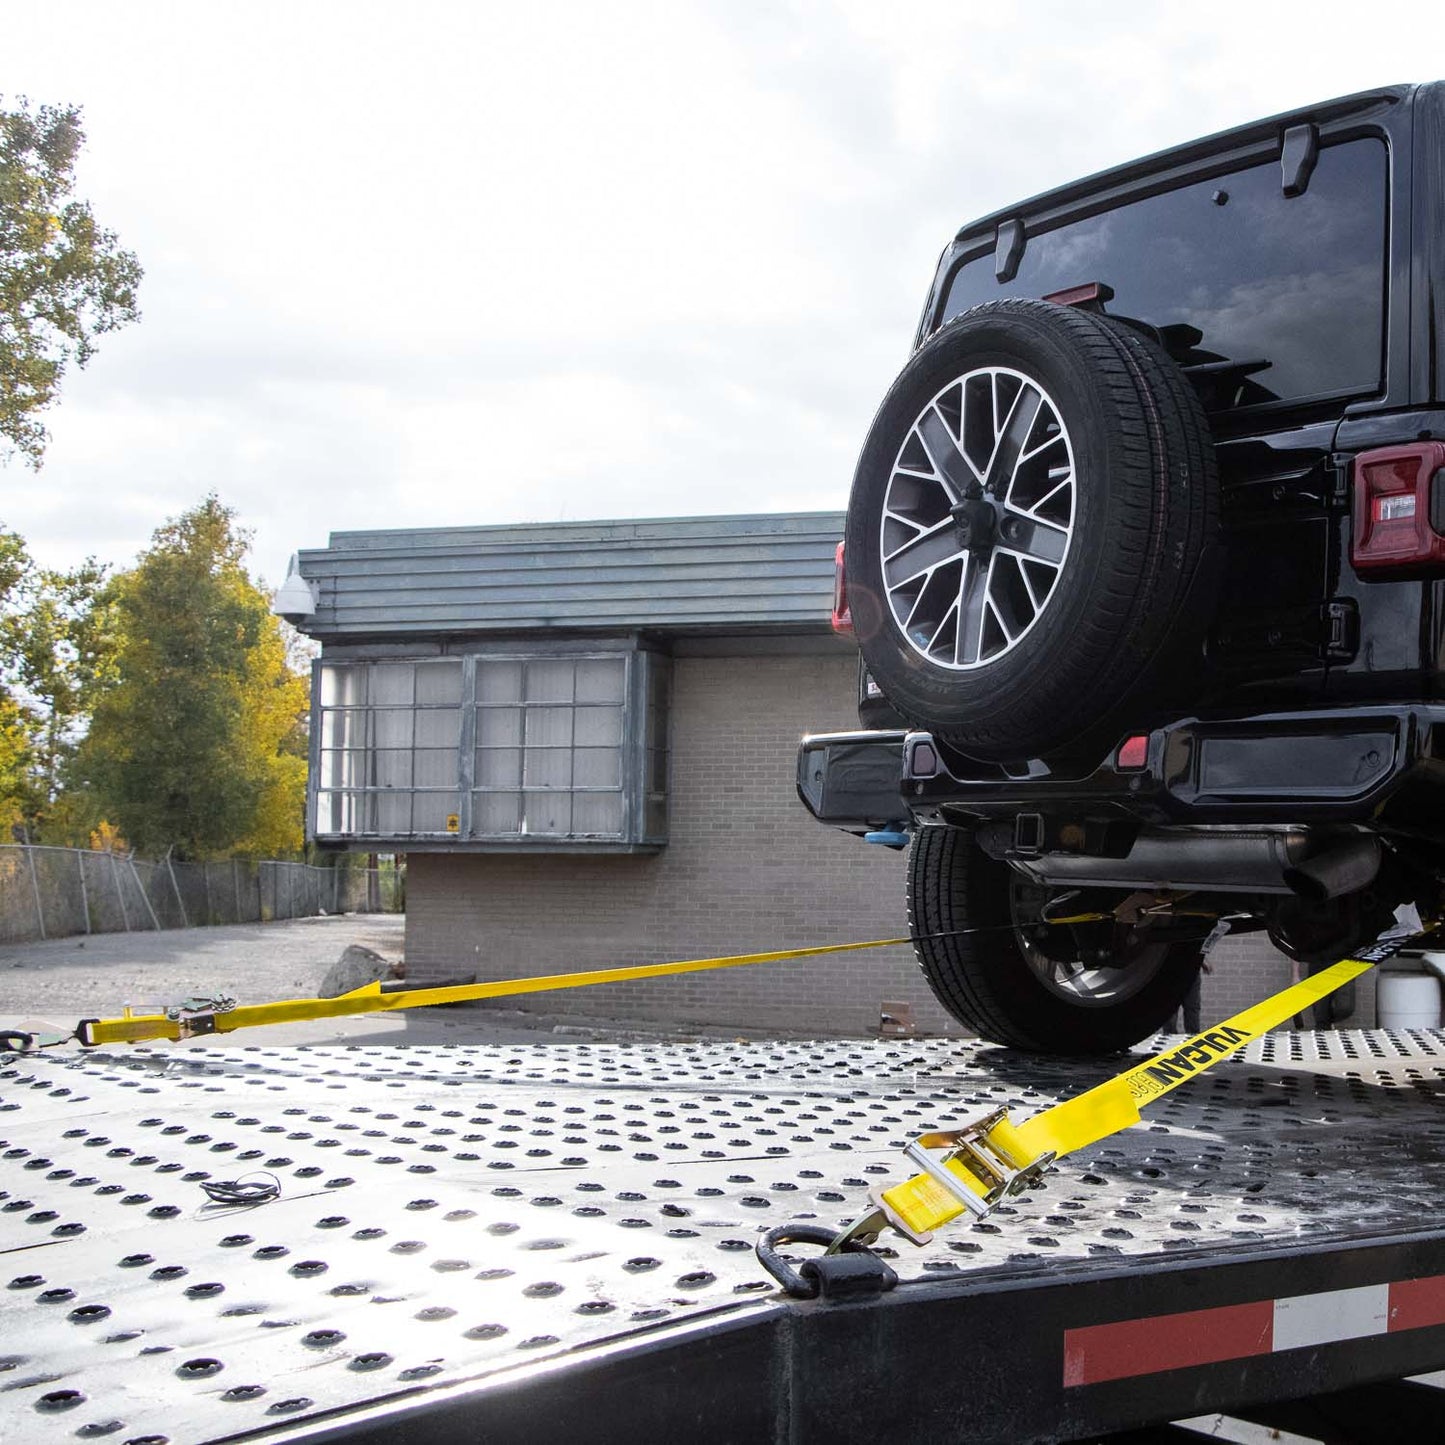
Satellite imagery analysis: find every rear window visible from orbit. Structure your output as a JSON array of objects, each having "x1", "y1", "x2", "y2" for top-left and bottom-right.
[{"x1": 940, "y1": 136, "x2": 1388, "y2": 411}]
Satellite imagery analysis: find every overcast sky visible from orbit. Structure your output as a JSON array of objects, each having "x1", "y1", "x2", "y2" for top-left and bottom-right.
[{"x1": 1, "y1": 1, "x2": 1438, "y2": 587}]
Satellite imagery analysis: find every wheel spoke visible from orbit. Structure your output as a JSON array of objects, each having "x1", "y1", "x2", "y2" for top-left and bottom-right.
[
  {"x1": 1003, "y1": 512, "x2": 1068, "y2": 565},
  {"x1": 915, "y1": 406, "x2": 982, "y2": 502},
  {"x1": 925, "y1": 593, "x2": 960, "y2": 655},
  {"x1": 956, "y1": 553, "x2": 989, "y2": 666},
  {"x1": 984, "y1": 560, "x2": 1029, "y2": 643},
  {"x1": 984, "y1": 382, "x2": 1042, "y2": 495},
  {"x1": 883, "y1": 520, "x2": 966, "y2": 589}
]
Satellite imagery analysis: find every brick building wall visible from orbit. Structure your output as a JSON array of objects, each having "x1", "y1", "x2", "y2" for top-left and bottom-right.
[{"x1": 405, "y1": 648, "x2": 1331, "y2": 1036}]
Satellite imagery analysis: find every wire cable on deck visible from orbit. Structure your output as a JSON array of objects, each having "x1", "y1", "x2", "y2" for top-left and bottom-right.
[{"x1": 199, "y1": 1172, "x2": 282, "y2": 1207}]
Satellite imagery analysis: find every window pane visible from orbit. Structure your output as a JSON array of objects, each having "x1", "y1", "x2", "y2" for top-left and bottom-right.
[
  {"x1": 573, "y1": 792, "x2": 623, "y2": 834},
  {"x1": 321, "y1": 709, "x2": 364, "y2": 751},
  {"x1": 942, "y1": 138, "x2": 1388, "y2": 408},
  {"x1": 526, "y1": 706, "x2": 573, "y2": 748},
  {"x1": 576, "y1": 657, "x2": 625, "y2": 703},
  {"x1": 524, "y1": 747, "x2": 572, "y2": 788},
  {"x1": 477, "y1": 660, "x2": 522, "y2": 703},
  {"x1": 415, "y1": 709, "x2": 461, "y2": 747},
  {"x1": 477, "y1": 748, "x2": 521, "y2": 787},
  {"x1": 476, "y1": 791, "x2": 521, "y2": 833},
  {"x1": 319, "y1": 749, "x2": 362, "y2": 789},
  {"x1": 478, "y1": 706, "x2": 521, "y2": 747},
  {"x1": 574, "y1": 705, "x2": 622, "y2": 746},
  {"x1": 525, "y1": 659, "x2": 575, "y2": 703},
  {"x1": 320, "y1": 666, "x2": 365, "y2": 708},
  {"x1": 523, "y1": 791, "x2": 572, "y2": 834},
  {"x1": 414, "y1": 748, "x2": 458, "y2": 788},
  {"x1": 371, "y1": 708, "x2": 414, "y2": 749},
  {"x1": 373, "y1": 750, "x2": 413, "y2": 788},
  {"x1": 415, "y1": 661, "x2": 462, "y2": 705},
  {"x1": 412, "y1": 793, "x2": 457, "y2": 832},
  {"x1": 574, "y1": 747, "x2": 621, "y2": 788},
  {"x1": 314, "y1": 791, "x2": 346, "y2": 833},
  {"x1": 375, "y1": 791, "x2": 412, "y2": 834},
  {"x1": 370, "y1": 663, "x2": 415, "y2": 706}
]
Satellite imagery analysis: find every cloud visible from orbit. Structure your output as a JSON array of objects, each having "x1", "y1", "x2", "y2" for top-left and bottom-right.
[{"x1": 0, "y1": 1, "x2": 1432, "y2": 586}]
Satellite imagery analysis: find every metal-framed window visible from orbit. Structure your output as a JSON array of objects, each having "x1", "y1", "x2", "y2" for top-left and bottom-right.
[
  {"x1": 314, "y1": 660, "x2": 464, "y2": 837},
  {"x1": 310, "y1": 648, "x2": 669, "y2": 850}
]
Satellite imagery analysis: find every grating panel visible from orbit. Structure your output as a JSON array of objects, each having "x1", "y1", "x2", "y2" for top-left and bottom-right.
[{"x1": 2, "y1": 1030, "x2": 1444, "y2": 1442}]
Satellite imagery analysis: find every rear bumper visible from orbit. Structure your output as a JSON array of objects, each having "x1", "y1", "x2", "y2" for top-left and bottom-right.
[{"x1": 797, "y1": 705, "x2": 1445, "y2": 831}]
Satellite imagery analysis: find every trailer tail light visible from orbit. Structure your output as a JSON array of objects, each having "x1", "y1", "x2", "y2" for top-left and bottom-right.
[
  {"x1": 831, "y1": 541, "x2": 854, "y2": 636},
  {"x1": 1351, "y1": 442, "x2": 1445, "y2": 575}
]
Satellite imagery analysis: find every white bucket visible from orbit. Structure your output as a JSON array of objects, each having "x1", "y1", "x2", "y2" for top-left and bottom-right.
[{"x1": 1377, "y1": 967, "x2": 1442, "y2": 1030}]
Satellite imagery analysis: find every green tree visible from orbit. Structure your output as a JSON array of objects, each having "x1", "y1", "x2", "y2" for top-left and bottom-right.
[
  {"x1": 0, "y1": 523, "x2": 36, "y2": 832},
  {"x1": 4, "y1": 557, "x2": 115, "y2": 807},
  {"x1": 79, "y1": 496, "x2": 309, "y2": 858},
  {"x1": 1, "y1": 96, "x2": 142, "y2": 464},
  {"x1": 0, "y1": 522, "x2": 117, "y2": 837}
]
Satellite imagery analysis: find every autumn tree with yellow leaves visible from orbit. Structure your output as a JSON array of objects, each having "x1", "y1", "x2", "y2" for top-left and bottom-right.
[{"x1": 77, "y1": 497, "x2": 308, "y2": 858}]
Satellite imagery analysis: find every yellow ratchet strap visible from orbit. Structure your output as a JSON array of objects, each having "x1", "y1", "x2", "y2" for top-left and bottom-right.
[
  {"x1": 861, "y1": 940, "x2": 1409, "y2": 1247},
  {"x1": 75, "y1": 935, "x2": 925, "y2": 1047}
]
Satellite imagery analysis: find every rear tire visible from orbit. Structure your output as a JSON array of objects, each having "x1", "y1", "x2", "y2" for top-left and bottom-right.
[{"x1": 908, "y1": 825, "x2": 1203, "y2": 1053}]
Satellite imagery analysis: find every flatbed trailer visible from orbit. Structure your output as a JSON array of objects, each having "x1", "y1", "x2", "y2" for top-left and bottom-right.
[{"x1": 3, "y1": 1028, "x2": 1445, "y2": 1444}]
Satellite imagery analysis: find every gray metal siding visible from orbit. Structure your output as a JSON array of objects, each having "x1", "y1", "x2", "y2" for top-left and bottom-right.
[{"x1": 294, "y1": 513, "x2": 845, "y2": 639}]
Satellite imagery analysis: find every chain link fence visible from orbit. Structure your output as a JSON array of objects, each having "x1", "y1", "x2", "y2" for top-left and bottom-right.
[{"x1": 0, "y1": 846, "x2": 404, "y2": 945}]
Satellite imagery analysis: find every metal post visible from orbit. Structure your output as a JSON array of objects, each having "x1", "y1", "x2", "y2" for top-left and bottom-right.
[
  {"x1": 166, "y1": 849, "x2": 189, "y2": 929},
  {"x1": 203, "y1": 865, "x2": 212, "y2": 927},
  {"x1": 333, "y1": 863, "x2": 340, "y2": 916},
  {"x1": 233, "y1": 860, "x2": 241, "y2": 924},
  {"x1": 25, "y1": 846, "x2": 46, "y2": 941},
  {"x1": 110, "y1": 851, "x2": 131, "y2": 932},
  {"x1": 77, "y1": 848, "x2": 90, "y2": 935},
  {"x1": 129, "y1": 855, "x2": 162, "y2": 931}
]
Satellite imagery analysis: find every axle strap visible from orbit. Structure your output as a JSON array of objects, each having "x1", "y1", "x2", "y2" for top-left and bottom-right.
[
  {"x1": 819, "y1": 927, "x2": 1429, "y2": 1257},
  {"x1": 72, "y1": 934, "x2": 936, "y2": 1046},
  {"x1": 71, "y1": 912, "x2": 1124, "y2": 1048}
]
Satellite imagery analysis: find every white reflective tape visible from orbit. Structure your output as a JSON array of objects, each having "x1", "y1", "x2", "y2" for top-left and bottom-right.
[{"x1": 1272, "y1": 1284, "x2": 1390, "y2": 1352}]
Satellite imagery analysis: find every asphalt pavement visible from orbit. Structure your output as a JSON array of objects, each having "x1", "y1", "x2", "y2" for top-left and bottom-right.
[{"x1": 0, "y1": 915, "x2": 808, "y2": 1047}]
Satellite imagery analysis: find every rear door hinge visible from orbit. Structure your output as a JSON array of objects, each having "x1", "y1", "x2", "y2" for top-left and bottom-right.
[
  {"x1": 1326, "y1": 454, "x2": 1352, "y2": 509},
  {"x1": 1321, "y1": 599, "x2": 1359, "y2": 662}
]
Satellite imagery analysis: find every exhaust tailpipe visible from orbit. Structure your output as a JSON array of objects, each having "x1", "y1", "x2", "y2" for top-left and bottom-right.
[{"x1": 1282, "y1": 835, "x2": 1382, "y2": 902}]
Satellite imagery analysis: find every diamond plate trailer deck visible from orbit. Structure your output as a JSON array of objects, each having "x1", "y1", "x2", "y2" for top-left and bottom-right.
[{"x1": 2, "y1": 1031, "x2": 1444, "y2": 1444}]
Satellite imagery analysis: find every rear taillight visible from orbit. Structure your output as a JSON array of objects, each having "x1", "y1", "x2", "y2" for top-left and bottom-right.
[
  {"x1": 1115, "y1": 733, "x2": 1150, "y2": 770},
  {"x1": 1351, "y1": 442, "x2": 1445, "y2": 575},
  {"x1": 831, "y1": 541, "x2": 853, "y2": 636}
]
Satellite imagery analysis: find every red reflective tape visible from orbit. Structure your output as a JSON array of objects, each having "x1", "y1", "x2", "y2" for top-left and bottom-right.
[
  {"x1": 1389, "y1": 1274, "x2": 1445, "y2": 1333},
  {"x1": 1063, "y1": 1300, "x2": 1273, "y2": 1387}
]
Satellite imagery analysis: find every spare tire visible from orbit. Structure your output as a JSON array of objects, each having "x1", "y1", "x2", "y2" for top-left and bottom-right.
[{"x1": 845, "y1": 298, "x2": 1218, "y2": 762}]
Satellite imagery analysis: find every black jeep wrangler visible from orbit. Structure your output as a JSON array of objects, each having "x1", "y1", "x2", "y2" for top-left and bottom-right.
[{"x1": 798, "y1": 83, "x2": 1445, "y2": 1054}]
